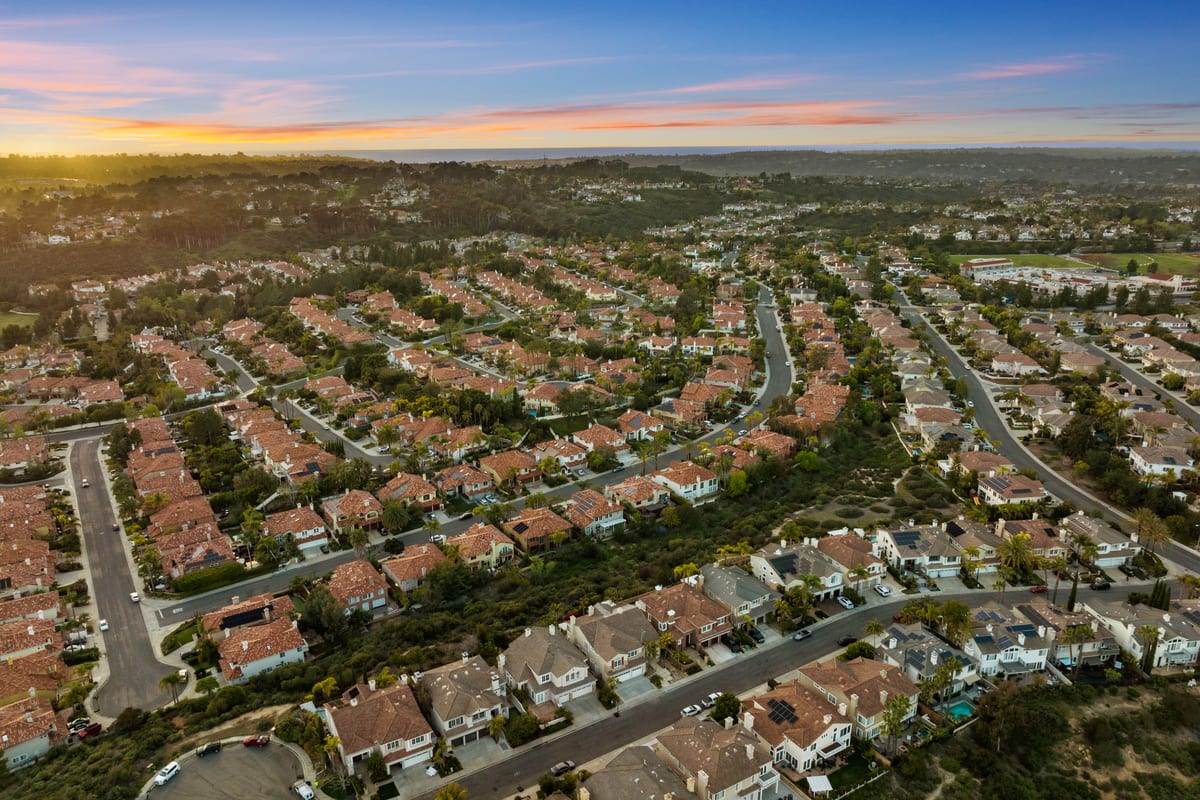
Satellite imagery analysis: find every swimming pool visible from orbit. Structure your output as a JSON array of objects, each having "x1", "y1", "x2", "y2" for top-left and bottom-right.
[{"x1": 947, "y1": 700, "x2": 974, "y2": 719}]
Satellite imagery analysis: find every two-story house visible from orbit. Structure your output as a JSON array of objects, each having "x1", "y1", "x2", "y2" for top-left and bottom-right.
[
  {"x1": 322, "y1": 489, "x2": 384, "y2": 533},
  {"x1": 875, "y1": 523, "x2": 962, "y2": 578},
  {"x1": 561, "y1": 601, "x2": 658, "y2": 683},
  {"x1": 561, "y1": 489, "x2": 625, "y2": 538},
  {"x1": 445, "y1": 523, "x2": 515, "y2": 573},
  {"x1": 1082, "y1": 599, "x2": 1200, "y2": 672},
  {"x1": 699, "y1": 563, "x2": 780, "y2": 626},
  {"x1": 376, "y1": 473, "x2": 442, "y2": 513},
  {"x1": 650, "y1": 462, "x2": 719, "y2": 503},
  {"x1": 420, "y1": 654, "x2": 507, "y2": 747},
  {"x1": 499, "y1": 626, "x2": 594, "y2": 713},
  {"x1": 217, "y1": 618, "x2": 309, "y2": 685},
  {"x1": 1059, "y1": 511, "x2": 1142, "y2": 567},
  {"x1": 961, "y1": 606, "x2": 1050, "y2": 677},
  {"x1": 1017, "y1": 602, "x2": 1121, "y2": 670},
  {"x1": 742, "y1": 681, "x2": 852, "y2": 773},
  {"x1": 324, "y1": 680, "x2": 434, "y2": 775},
  {"x1": 381, "y1": 544, "x2": 448, "y2": 594},
  {"x1": 876, "y1": 623, "x2": 978, "y2": 695},
  {"x1": 327, "y1": 559, "x2": 391, "y2": 617},
  {"x1": 262, "y1": 506, "x2": 328, "y2": 551},
  {"x1": 655, "y1": 717, "x2": 779, "y2": 800},
  {"x1": 749, "y1": 541, "x2": 844, "y2": 600},
  {"x1": 795, "y1": 657, "x2": 920, "y2": 740},
  {"x1": 632, "y1": 581, "x2": 732, "y2": 649}
]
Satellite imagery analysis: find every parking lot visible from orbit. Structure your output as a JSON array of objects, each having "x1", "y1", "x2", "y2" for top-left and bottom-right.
[{"x1": 148, "y1": 743, "x2": 303, "y2": 799}]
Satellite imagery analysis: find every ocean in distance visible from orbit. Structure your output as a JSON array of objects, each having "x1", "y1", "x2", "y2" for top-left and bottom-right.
[{"x1": 305, "y1": 142, "x2": 1200, "y2": 164}]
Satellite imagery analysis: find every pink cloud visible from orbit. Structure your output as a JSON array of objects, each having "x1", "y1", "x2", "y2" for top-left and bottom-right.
[
  {"x1": 958, "y1": 55, "x2": 1090, "y2": 80},
  {"x1": 647, "y1": 74, "x2": 819, "y2": 96}
]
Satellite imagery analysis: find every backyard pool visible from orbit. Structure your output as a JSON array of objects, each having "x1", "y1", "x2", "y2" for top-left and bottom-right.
[{"x1": 947, "y1": 700, "x2": 974, "y2": 719}]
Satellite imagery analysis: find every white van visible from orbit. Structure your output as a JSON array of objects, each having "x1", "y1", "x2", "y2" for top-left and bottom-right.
[{"x1": 155, "y1": 761, "x2": 180, "y2": 786}]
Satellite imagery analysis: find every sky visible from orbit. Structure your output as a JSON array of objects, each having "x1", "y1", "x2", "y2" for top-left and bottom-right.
[{"x1": 2, "y1": 0, "x2": 1198, "y2": 155}]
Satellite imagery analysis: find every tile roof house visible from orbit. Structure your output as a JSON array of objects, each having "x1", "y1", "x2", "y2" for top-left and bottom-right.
[
  {"x1": 322, "y1": 490, "x2": 384, "y2": 533},
  {"x1": 499, "y1": 626, "x2": 594, "y2": 713},
  {"x1": 446, "y1": 523, "x2": 515, "y2": 573},
  {"x1": 561, "y1": 489, "x2": 625, "y2": 538},
  {"x1": 561, "y1": 601, "x2": 658, "y2": 683},
  {"x1": 202, "y1": 592, "x2": 295, "y2": 634},
  {"x1": 603, "y1": 475, "x2": 671, "y2": 510},
  {"x1": 478, "y1": 450, "x2": 540, "y2": 488},
  {"x1": 327, "y1": 559, "x2": 391, "y2": 616},
  {"x1": 650, "y1": 461, "x2": 719, "y2": 503},
  {"x1": 502, "y1": 507, "x2": 572, "y2": 555},
  {"x1": 420, "y1": 654, "x2": 507, "y2": 748},
  {"x1": 978, "y1": 474, "x2": 1050, "y2": 506},
  {"x1": 376, "y1": 473, "x2": 442, "y2": 512},
  {"x1": 699, "y1": 564, "x2": 780, "y2": 625},
  {"x1": 742, "y1": 681, "x2": 852, "y2": 774},
  {"x1": 572, "y1": 423, "x2": 630, "y2": 455},
  {"x1": 262, "y1": 506, "x2": 328, "y2": 551},
  {"x1": 217, "y1": 618, "x2": 308, "y2": 684},
  {"x1": 381, "y1": 545, "x2": 448, "y2": 594},
  {"x1": 0, "y1": 695, "x2": 56, "y2": 771},
  {"x1": 324, "y1": 681, "x2": 434, "y2": 775},
  {"x1": 632, "y1": 581, "x2": 733, "y2": 649},
  {"x1": 431, "y1": 464, "x2": 494, "y2": 500},
  {"x1": 795, "y1": 656, "x2": 920, "y2": 740},
  {"x1": 615, "y1": 409, "x2": 665, "y2": 442},
  {"x1": 655, "y1": 717, "x2": 779, "y2": 800}
]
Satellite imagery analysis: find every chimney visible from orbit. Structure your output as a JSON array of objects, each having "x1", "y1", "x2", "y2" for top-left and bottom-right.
[
  {"x1": 745, "y1": 743, "x2": 754, "y2": 760},
  {"x1": 724, "y1": 714, "x2": 734, "y2": 730},
  {"x1": 579, "y1": 789, "x2": 592, "y2": 800},
  {"x1": 823, "y1": 713, "x2": 832, "y2": 725},
  {"x1": 686, "y1": 776, "x2": 696, "y2": 793},
  {"x1": 462, "y1": 651, "x2": 469, "y2": 664},
  {"x1": 368, "y1": 678, "x2": 376, "y2": 692},
  {"x1": 697, "y1": 770, "x2": 709, "y2": 793},
  {"x1": 498, "y1": 654, "x2": 506, "y2": 672},
  {"x1": 350, "y1": 696, "x2": 357, "y2": 707},
  {"x1": 490, "y1": 673, "x2": 501, "y2": 694},
  {"x1": 742, "y1": 710, "x2": 754, "y2": 731},
  {"x1": 838, "y1": 702, "x2": 847, "y2": 716},
  {"x1": 986, "y1": 623, "x2": 994, "y2": 634},
  {"x1": 25, "y1": 711, "x2": 33, "y2": 723},
  {"x1": 241, "y1": 640, "x2": 248, "y2": 651},
  {"x1": 880, "y1": 690, "x2": 888, "y2": 706},
  {"x1": 223, "y1": 627, "x2": 231, "y2": 640},
  {"x1": 931, "y1": 651, "x2": 939, "y2": 666},
  {"x1": 849, "y1": 693, "x2": 859, "y2": 717},
  {"x1": 1017, "y1": 633, "x2": 1026, "y2": 646},
  {"x1": 26, "y1": 625, "x2": 33, "y2": 636},
  {"x1": 888, "y1": 637, "x2": 898, "y2": 649},
  {"x1": 1037, "y1": 625, "x2": 1046, "y2": 639}
]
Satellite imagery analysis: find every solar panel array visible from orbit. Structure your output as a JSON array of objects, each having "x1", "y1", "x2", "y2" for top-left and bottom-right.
[{"x1": 766, "y1": 697, "x2": 798, "y2": 725}]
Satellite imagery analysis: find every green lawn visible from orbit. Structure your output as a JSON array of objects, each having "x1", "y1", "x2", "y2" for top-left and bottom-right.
[
  {"x1": 949, "y1": 254, "x2": 1081, "y2": 269},
  {"x1": 1076, "y1": 252, "x2": 1200, "y2": 275},
  {"x1": 0, "y1": 311, "x2": 37, "y2": 328}
]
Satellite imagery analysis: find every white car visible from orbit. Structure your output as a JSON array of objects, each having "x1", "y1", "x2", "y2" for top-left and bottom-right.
[
  {"x1": 130, "y1": 592, "x2": 140, "y2": 603},
  {"x1": 98, "y1": 619, "x2": 109, "y2": 632},
  {"x1": 292, "y1": 781, "x2": 315, "y2": 800},
  {"x1": 155, "y1": 761, "x2": 180, "y2": 786},
  {"x1": 874, "y1": 584, "x2": 892, "y2": 597},
  {"x1": 681, "y1": 704, "x2": 703, "y2": 717},
  {"x1": 837, "y1": 596, "x2": 856, "y2": 610}
]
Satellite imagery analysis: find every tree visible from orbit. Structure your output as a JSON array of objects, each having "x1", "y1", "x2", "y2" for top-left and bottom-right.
[
  {"x1": 195, "y1": 675, "x2": 219, "y2": 696},
  {"x1": 864, "y1": 619, "x2": 885, "y2": 646},
  {"x1": 348, "y1": 526, "x2": 370, "y2": 558},
  {"x1": 366, "y1": 750, "x2": 388, "y2": 783},
  {"x1": 673, "y1": 562, "x2": 699, "y2": 580},
  {"x1": 839, "y1": 641, "x2": 876, "y2": 661},
  {"x1": 1067, "y1": 572, "x2": 1079, "y2": 612},
  {"x1": 487, "y1": 713, "x2": 507, "y2": 742},
  {"x1": 1046, "y1": 555, "x2": 1068, "y2": 604},
  {"x1": 301, "y1": 583, "x2": 351, "y2": 644},
  {"x1": 1136, "y1": 624, "x2": 1161, "y2": 674},
  {"x1": 882, "y1": 693, "x2": 912, "y2": 754},
  {"x1": 725, "y1": 469, "x2": 749, "y2": 498},
  {"x1": 1060, "y1": 625, "x2": 1093, "y2": 681},
  {"x1": 158, "y1": 671, "x2": 183, "y2": 704},
  {"x1": 997, "y1": 532, "x2": 1035, "y2": 577},
  {"x1": 1133, "y1": 507, "x2": 1170, "y2": 555},
  {"x1": 708, "y1": 692, "x2": 741, "y2": 725}
]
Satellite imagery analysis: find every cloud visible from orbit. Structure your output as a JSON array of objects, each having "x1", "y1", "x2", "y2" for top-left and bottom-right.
[
  {"x1": 645, "y1": 74, "x2": 819, "y2": 96},
  {"x1": 957, "y1": 54, "x2": 1091, "y2": 81}
]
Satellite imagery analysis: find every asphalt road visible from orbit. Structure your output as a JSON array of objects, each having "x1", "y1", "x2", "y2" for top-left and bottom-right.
[
  {"x1": 421, "y1": 584, "x2": 1131, "y2": 800},
  {"x1": 71, "y1": 438, "x2": 174, "y2": 714},
  {"x1": 1081, "y1": 340, "x2": 1200, "y2": 430},
  {"x1": 895, "y1": 291, "x2": 1200, "y2": 576}
]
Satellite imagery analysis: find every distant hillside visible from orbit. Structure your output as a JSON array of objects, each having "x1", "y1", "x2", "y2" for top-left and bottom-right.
[{"x1": 500, "y1": 148, "x2": 1200, "y2": 186}]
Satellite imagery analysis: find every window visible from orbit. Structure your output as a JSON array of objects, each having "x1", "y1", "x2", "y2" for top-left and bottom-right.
[
  {"x1": 385, "y1": 740, "x2": 400, "y2": 751},
  {"x1": 448, "y1": 716, "x2": 464, "y2": 728}
]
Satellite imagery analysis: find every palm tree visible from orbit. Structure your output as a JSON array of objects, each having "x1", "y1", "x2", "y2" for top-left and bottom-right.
[
  {"x1": 1060, "y1": 625, "x2": 1093, "y2": 681},
  {"x1": 960, "y1": 546, "x2": 981, "y2": 585},
  {"x1": 847, "y1": 565, "x2": 871, "y2": 596},
  {"x1": 486, "y1": 714, "x2": 507, "y2": 742},
  {"x1": 997, "y1": 532, "x2": 1036, "y2": 578},
  {"x1": 434, "y1": 784, "x2": 468, "y2": 800},
  {"x1": 714, "y1": 541, "x2": 753, "y2": 566},
  {"x1": 158, "y1": 671, "x2": 184, "y2": 704},
  {"x1": 1179, "y1": 573, "x2": 1200, "y2": 600},
  {"x1": 1136, "y1": 624, "x2": 1161, "y2": 675},
  {"x1": 1046, "y1": 555, "x2": 1069, "y2": 604},
  {"x1": 865, "y1": 619, "x2": 885, "y2": 646},
  {"x1": 1133, "y1": 508, "x2": 1170, "y2": 555}
]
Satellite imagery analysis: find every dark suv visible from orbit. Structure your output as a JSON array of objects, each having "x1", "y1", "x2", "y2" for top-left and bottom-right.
[
  {"x1": 1091, "y1": 580, "x2": 1112, "y2": 591},
  {"x1": 196, "y1": 741, "x2": 222, "y2": 757}
]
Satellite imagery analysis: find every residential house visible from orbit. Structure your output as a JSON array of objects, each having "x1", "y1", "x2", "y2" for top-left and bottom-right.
[
  {"x1": 1017, "y1": 602, "x2": 1121, "y2": 670},
  {"x1": 1081, "y1": 599, "x2": 1200, "y2": 672},
  {"x1": 742, "y1": 681, "x2": 852, "y2": 773},
  {"x1": 0, "y1": 696, "x2": 56, "y2": 771},
  {"x1": 446, "y1": 523, "x2": 515, "y2": 573},
  {"x1": 962, "y1": 605, "x2": 1050, "y2": 677},
  {"x1": 582, "y1": 745, "x2": 697, "y2": 800},
  {"x1": 632, "y1": 582, "x2": 733, "y2": 649},
  {"x1": 977, "y1": 474, "x2": 1050, "y2": 506},
  {"x1": 202, "y1": 593, "x2": 295, "y2": 635},
  {"x1": 561, "y1": 601, "x2": 658, "y2": 683},
  {"x1": 875, "y1": 524, "x2": 962, "y2": 578},
  {"x1": 604, "y1": 475, "x2": 671, "y2": 510},
  {"x1": 1128, "y1": 446, "x2": 1193, "y2": 480},
  {"x1": 217, "y1": 618, "x2": 309, "y2": 684},
  {"x1": 431, "y1": 464, "x2": 494, "y2": 501},
  {"x1": 421, "y1": 654, "x2": 507, "y2": 747},
  {"x1": 376, "y1": 473, "x2": 442, "y2": 512},
  {"x1": 616, "y1": 409, "x2": 665, "y2": 442},
  {"x1": 327, "y1": 560, "x2": 391, "y2": 617},
  {"x1": 478, "y1": 450, "x2": 540, "y2": 489},
  {"x1": 322, "y1": 490, "x2": 384, "y2": 533},
  {"x1": 1059, "y1": 512, "x2": 1141, "y2": 567},
  {"x1": 262, "y1": 506, "x2": 328, "y2": 551},
  {"x1": 749, "y1": 541, "x2": 845, "y2": 600},
  {"x1": 499, "y1": 626, "x2": 594, "y2": 714},
  {"x1": 561, "y1": 489, "x2": 625, "y2": 538},
  {"x1": 573, "y1": 423, "x2": 629, "y2": 456},
  {"x1": 502, "y1": 507, "x2": 572, "y2": 554},
  {"x1": 323, "y1": 681, "x2": 434, "y2": 775},
  {"x1": 876, "y1": 624, "x2": 978, "y2": 695},
  {"x1": 650, "y1": 461, "x2": 719, "y2": 503},
  {"x1": 655, "y1": 717, "x2": 779, "y2": 800},
  {"x1": 816, "y1": 533, "x2": 886, "y2": 589},
  {"x1": 795, "y1": 657, "x2": 920, "y2": 740},
  {"x1": 699, "y1": 563, "x2": 780, "y2": 626},
  {"x1": 381, "y1": 545, "x2": 448, "y2": 594}
]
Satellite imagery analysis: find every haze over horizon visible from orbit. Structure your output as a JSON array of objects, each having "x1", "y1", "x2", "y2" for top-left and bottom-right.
[{"x1": 3, "y1": 0, "x2": 1198, "y2": 156}]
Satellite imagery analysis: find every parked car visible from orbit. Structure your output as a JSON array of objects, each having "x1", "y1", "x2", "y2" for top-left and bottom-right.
[
  {"x1": 837, "y1": 635, "x2": 859, "y2": 647},
  {"x1": 873, "y1": 584, "x2": 892, "y2": 597},
  {"x1": 77, "y1": 722, "x2": 103, "y2": 739},
  {"x1": 154, "y1": 761, "x2": 180, "y2": 786},
  {"x1": 130, "y1": 592, "x2": 140, "y2": 603},
  {"x1": 680, "y1": 704, "x2": 703, "y2": 717},
  {"x1": 724, "y1": 637, "x2": 744, "y2": 653},
  {"x1": 196, "y1": 741, "x2": 222, "y2": 757},
  {"x1": 837, "y1": 596, "x2": 855, "y2": 610},
  {"x1": 747, "y1": 627, "x2": 765, "y2": 644},
  {"x1": 243, "y1": 735, "x2": 271, "y2": 747},
  {"x1": 1029, "y1": 585, "x2": 1048, "y2": 593},
  {"x1": 98, "y1": 619, "x2": 109, "y2": 632},
  {"x1": 292, "y1": 780, "x2": 316, "y2": 799},
  {"x1": 67, "y1": 717, "x2": 91, "y2": 735},
  {"x1": 459, "y1": 512, "x2": 473, "y2": 520},
  {"x1": 792, "y1": 629, "x2": 812, "y2": 641},
  {"x1": 550, "y1": 760, "x2": 576, "y2": 777},
  {"x1": 700, "y1": 692, "x2": 723, "y2": 708},
  {"x1": 319, "y1": 544, "x2": 330, "y2": 554},
  {"x1": 1091, "y1": 580, "x2": 1112, "y2": 591},
  {"x1": 429, "y1": 534, "x2": 446, "y2": 544}
]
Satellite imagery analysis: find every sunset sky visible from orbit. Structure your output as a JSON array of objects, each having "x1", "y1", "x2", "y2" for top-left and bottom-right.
[{"x1": 3, "y1": 0, "x2": 1198, "y2": 154}]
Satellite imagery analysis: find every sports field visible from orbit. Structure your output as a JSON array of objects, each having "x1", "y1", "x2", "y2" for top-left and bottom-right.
[
  {"x1": 950, "y1": 253, "x2": 1084, "y2": 269},
  {"x1": 0, "y1": 311, "x2": 37, "y2": 328},
  {"x1": 1075, "y1": 252, "x2": 1200, "y2": 275}
]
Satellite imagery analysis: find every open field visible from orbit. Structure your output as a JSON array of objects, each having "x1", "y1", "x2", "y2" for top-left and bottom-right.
[
  {"x1": 950, "y1": 253, "x2": 1082, "y2": 269},
  {"x1": 0, "y1": 311, "x2": 37, "y2": 328},
  {"x1": 1076, "y1": 251, "x2": 1200, "y2": 274}
]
